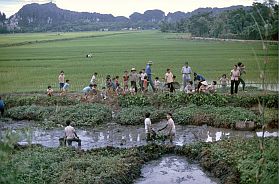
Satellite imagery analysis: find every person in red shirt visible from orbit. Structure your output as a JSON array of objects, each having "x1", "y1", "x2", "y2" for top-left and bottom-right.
[{"x1": 123, "y1": 71, "x2": 129, "y2": 87}]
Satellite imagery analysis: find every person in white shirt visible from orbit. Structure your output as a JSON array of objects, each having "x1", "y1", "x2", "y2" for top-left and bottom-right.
[
  {"x1": 144, "y1": 112, "x2": 153, "y2": 141},
  {"x1": 208, "y1": 81, "x2": 217, "y2": 93},
  {"x1": 58, "y1": 71, "x2": 65, "y2": 91},
  {"x1": 184, "y1": 81, "x2": 194, "y2": 94},
  {"x1": 64, "y1": 120, "x2": 81, "y2": 148},
  {"x1": 181, "y1": 62, "x2": 192, "y2": 90},
  {"x1": 90, "y1": 72, "x2": 97, "y2": 85},
  {"x1": 158, "y1": 112, "x2": 176, "y2": 143},
  {"x1": 154, "y1": 77, "x2": 160, "y2": 91}
]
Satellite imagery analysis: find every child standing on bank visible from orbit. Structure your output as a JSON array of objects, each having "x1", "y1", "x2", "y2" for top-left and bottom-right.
[
  {"x1": 123, "y1": 71, "x2": 129, "y2": 87},
  {"x1": 58, "y1": 71, "x2": 65, "y2": 91},
  {"x1": 219, "y1": 74, "x2": 229, "y2": 93},
  {"x1": 154, "y1": 77, "x2": 160, "y2": 92},
  {"x1": 61, "y1": 80, "x2": 70, "y2": 96},
  {"x1": 143, "y1": 76, "x2": 148, "y2": 93}
]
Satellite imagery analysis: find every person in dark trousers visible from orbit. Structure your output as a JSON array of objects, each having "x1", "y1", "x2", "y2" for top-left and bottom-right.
[
  {"x1": 0, "y1": 96, "x2": 4, "y2": 116},
  {"x1": 165, "y1": 68, "x2": 174, "y2": 92},
  {"x1": 64, "y1": 120, "x2": 81, "y2": 148},
  {"x1": 237, "y1": 62, "x2": 246, "y2": 91},
  {"x1": 145, "y1": 61, "x2": 155, "y2": 92},
  {"x1": 230, "y1": 65, "x2": 240, "y2": 95},
  {"x1": 194, "y1": 72, "x2": 205, "y2": 91}
]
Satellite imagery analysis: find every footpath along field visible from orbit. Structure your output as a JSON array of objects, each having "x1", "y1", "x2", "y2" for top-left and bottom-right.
[{"x1": 0, "y1": 30, "x2": 278, "y2": 93}]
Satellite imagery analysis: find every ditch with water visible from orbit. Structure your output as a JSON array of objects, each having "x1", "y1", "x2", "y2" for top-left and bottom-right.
[{"x1": 0, "y1": 120, "x2": 278, "y2": 184}]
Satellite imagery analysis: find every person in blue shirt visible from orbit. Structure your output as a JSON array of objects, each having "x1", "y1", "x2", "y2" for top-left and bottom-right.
[
  {"x1": 194, "y1": 72, "x2": 206, "y2": 91},
  {"x1": 145, "y1": 61, "x2": 155, "y2": 92},
  {"x1": 83, "y1": 84, "x2": 93, "y2": 99},
  {"x1": 0, "y1": 96, "x2": 4, "y2": 116}
]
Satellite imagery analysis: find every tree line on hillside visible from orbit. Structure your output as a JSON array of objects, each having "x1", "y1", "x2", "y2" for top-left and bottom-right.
[
  {"x1": 0, "y1": 2, "x2": 251, "y2": 33},
  {"x1": 160, "y1": 1, "x2": 278, "y2": 40}
]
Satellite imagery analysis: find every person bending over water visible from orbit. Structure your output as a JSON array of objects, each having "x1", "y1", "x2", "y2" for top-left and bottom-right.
[
  {"x1": 64, "y1": 120, "x2": 81, "y2": 148},
  {"x1": 158, "y1": 113, "x2": 176, "y2": 143}
]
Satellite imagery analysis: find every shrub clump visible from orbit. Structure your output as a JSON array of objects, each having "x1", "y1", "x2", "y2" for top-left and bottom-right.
[
  {"x1": 5, "y1": 105, "x2": 55, "y2": 121},
  {"x1": 226, "y1": 94, "x2": 278, "y2": 108},
  {"x1": 6, "y1": 103, "x2": 112, "y2": 128},
  {"x1": 150, "y1": 92, "x2": 229, "y2": 107},
  {"x1": 4, "y1": 96, "x2": 79, "y2": 109},
  {"x1": 115, "y1": 106, "x2": 167, "y2": 125},
  {"x1": 176, "y1": 137, "x2": 278, "y2": 184},
  {"x1": 173, "y1": 104, "x2": 258, "y2": 128},
  {"x1": 0, "y1": 146, "x2": 142, "y2": 184},
  {"x1": 118, "y1": 94, "x2": 150, "y2": 107}
]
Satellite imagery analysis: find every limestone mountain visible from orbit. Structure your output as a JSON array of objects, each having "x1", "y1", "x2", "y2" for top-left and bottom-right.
[{"x1": 3, "y1": 2, "x2": 249, "y2": 32}]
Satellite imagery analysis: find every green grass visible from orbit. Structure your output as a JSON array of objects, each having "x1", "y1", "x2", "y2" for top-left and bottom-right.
[{"x1": 0, "y1": 30, "x2": 277, "y2": 93}]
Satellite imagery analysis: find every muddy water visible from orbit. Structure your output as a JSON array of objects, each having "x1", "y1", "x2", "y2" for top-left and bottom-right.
[
  {"x1": 135, "y1": 155, "x2": 218, "y2": 184},
  {"x1": 0, "y1": 120, "x2": 278, "y2": 150}
]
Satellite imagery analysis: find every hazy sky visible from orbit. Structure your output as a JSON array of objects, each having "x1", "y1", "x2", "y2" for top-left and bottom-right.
[{"x1": 1, "y1": 0, "x2": 258, "y2": 18}]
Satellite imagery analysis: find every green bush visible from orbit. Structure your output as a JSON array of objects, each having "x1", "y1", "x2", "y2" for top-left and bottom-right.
[
  {"x1": 0, "y1": 147, "x2": 142, "y2": 184},
  {"x1": 210, "y1": 138, "x2": 278, "y2": 184},
  {"x1": 6, "y1": 105, "x2": 55, "y2": 121},
  {"x1": 6, "y1": 103, "x2": 112, "y2": 128},
  {"x1": 150, "y1": 92, "x2": 229, "y2": 107},
  {"x1": 118, "y1": 94, "x2": 150, "y2": 107},
  {"x1": 115, "y1": 106, "x2": 167, "y2": 125},
  {"x1": 46, "y1": 103, "x2": 112, "y2": 127},
  {"x1": 176, "y1": 137, "x2": 278, "y2": 184},
  {"x1": 226, "y1": 94, "x2": 278, "y2": 108},
  {"x1": 4, "y1": 96, "x2": 79, "y2": 109},
  {"x1": 173, "y1": 104, "x2": 258, "y2": 128}
]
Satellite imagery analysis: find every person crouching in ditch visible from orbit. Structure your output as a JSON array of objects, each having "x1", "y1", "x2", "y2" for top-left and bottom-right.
[
  {"x1": 64, "y1": 120, "x2": 81, "y2": 148},
  {"x1": 158, "y1": 113, "x2": 176, "y2": 143}
]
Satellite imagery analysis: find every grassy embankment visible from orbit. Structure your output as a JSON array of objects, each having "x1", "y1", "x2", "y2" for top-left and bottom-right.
[{"x1": 0, "y1": 137, "x2": 277, "y2": 184}]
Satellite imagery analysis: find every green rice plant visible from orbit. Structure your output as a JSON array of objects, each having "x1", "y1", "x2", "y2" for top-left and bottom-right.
[{"x1": 0, "y1": 31, "x2": 277, "y2": 93}]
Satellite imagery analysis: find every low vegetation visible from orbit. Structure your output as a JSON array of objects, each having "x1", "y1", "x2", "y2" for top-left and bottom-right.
[
  {"x1": 4, "y1": 96, "x2": 79, "y2": 109},
  {"x1": 6, "y1": 103, "x2": 112, "y2": 128},
  {"x1": 176, "y1": 137, "x2": 278, "y2": 184},
  {"x1": 119, "y1": 92, "x2": 278, "y2": 108},
  {"x1": 173, "y1": 104, "x2": 259, "y2": 128},
  {"x1": 115, "y1": 106, "x2": 167, "y2": 125},
  {"x1": 0, "y1": 137, "x2": 277, "y2": 184}
]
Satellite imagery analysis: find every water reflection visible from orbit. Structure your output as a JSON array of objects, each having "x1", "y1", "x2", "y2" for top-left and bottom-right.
[
  {"x1": 135, "y1": 155, "x2": 218, "y2": 184},
  {"x1": 0, "y1": 121, "x2": 278, "y2": 150}
]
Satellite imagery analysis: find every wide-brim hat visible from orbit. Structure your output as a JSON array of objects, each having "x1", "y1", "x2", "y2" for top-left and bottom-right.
[
  {"x1": 201, "y1": 81, "x2": 208, "y2": 86},
  {"x1": 147, "y1": 61, "x2": 153, "y2": 65},
  {"x1": 131, "y1": 68, "x2": 136, "y2": 71}
]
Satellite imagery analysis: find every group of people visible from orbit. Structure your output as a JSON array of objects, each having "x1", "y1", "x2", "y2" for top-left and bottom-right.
[
  {"x1": 63, "y1": 111, "x2": 176, "y2": 149},
  {"x1": 145, "y1": 112, "x2": 176, "y2": 143},
  {"x1": 46, "y1": 71, "x2": 70, "y2": 97},
  {"x1": 47, "y1": 60, "x2": 246, "y2": 98}
]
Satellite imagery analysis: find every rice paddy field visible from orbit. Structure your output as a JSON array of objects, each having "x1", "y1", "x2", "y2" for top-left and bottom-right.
[{"x1": 0, "y1": 30, "x2": 278, "y2": 93}]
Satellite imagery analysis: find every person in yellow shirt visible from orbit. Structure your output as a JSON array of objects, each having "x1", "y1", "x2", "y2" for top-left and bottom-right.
[{"x1": 165, "y1": 68, "x2": 174, "y2": 92}]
